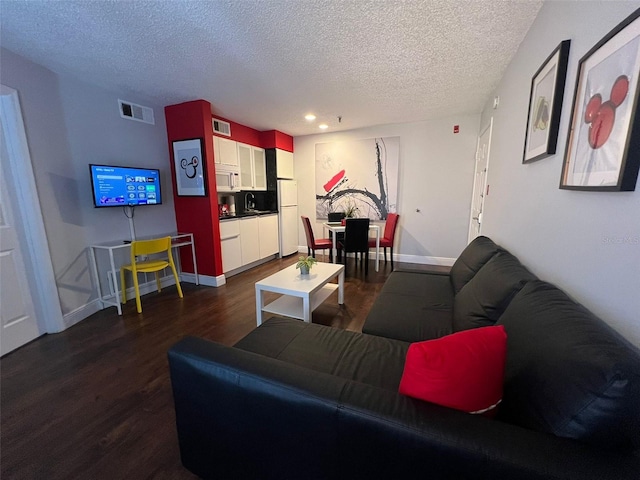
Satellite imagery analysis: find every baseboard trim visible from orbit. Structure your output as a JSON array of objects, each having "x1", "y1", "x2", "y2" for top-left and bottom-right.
[
  {"x1": 63, "y1": 299, "x2": 102, "y2": 330},
  {"x1": 298, "y1": 245, "x2": 455, "y2": 267},
  {"x1": 394, "y1": 253, "x2": 455, "y2": 266},
  {"x1": 196, "y1": 274, "x2": 226, "y2": 287}
]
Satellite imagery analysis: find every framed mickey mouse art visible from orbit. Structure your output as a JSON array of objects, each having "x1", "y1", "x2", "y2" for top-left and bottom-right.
[
  {"x1": 172, "y1": 138, "x2": 207, "y2": 196},
  {"x1": 561, "y1": 9, "x2": 640, "y2": 191}
]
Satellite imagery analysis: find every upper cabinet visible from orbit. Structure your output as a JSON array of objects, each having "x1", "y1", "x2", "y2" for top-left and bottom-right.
[
  {"x1": 238, "y1": 143, "x2": 266, "y2": 190},
  {"x1": 266, "y1": 148, "x2": 294, "y2": 179},
  {"x1": 213, "y1": 136, "x2": 238, "y2": 167}
]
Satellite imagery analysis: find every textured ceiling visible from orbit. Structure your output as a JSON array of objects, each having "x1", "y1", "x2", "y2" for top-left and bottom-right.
[{"x1": 0, "y1": 0, "x2": 542, "y2": 136}]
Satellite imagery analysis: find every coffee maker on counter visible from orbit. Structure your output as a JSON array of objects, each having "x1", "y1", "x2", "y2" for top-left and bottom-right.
[{"x1": 217, "y1": 194, "x2": 236, "y2": 217}]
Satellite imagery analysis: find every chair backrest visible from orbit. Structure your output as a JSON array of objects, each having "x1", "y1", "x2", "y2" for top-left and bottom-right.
[
  {"x1": 131, "y1": 236, "x2": 172, "y2": 262},
  {"x1": 383, "y1": 213, "x2": 400, "y2": 242},
  {"x1": 328, "y1": 211, "x2": 346, "y2": 222},
  {"x1": 301, "y1": 216, "x2": 316, "y2": 247},
  {"x1": 343, "y1": 218, "x2": 370, "y2": 253}
]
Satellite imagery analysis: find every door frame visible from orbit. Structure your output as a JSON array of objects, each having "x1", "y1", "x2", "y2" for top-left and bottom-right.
[
  {"x1": 468, "y1": 117, "x2": 493, "y2": 243},
  {"x1": 1, "y1": 85, "x2": 64, "y2": 334}
]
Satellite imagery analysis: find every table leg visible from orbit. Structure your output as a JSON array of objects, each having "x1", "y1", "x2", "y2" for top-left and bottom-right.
[
  {"x1": 303, "y1": 294, "x2": 311, "y2": 323},
  {"x1": 108, "y1": 248, "x2": 123, "y2": 315},
  {"x1": 190, "y1": 234, "x2": 199, "y2": 285},
  {"x1": 338, "y1": 269, "x2": 344, "y2": 305},
  {"x1": 256, "y1": 286, "x2": 264, "y2": 326},
  {"x1": 375, "y1": 230, "x2": 380, "y2": 272},
  {"x1": 332, "y1": 234, "x2": 338, "y2": 264},
  {"x1": 89, "y1": 247, "x2": 104, "y2": 310}
]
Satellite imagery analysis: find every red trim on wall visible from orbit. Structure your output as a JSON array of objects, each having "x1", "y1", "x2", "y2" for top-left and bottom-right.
[
  {"x1": 259, "y1": 130, "x2": 294, "y2": 152},
  {"x1": 212, "y1": 115, "x2": 262, "y2": 147}
]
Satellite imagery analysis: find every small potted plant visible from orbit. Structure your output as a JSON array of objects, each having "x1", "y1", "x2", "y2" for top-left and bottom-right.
[
  {"x1": 341, "y1": 200, "x2": 358, "y2": 225},
  {"x1": 296, "y1": 255, "x2": 317, "y2": 275}
]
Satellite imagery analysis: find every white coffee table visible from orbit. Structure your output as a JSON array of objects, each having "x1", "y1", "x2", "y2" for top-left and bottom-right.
[{"x1": 255, "y1": 263, "x2": 345, "y2": 325}]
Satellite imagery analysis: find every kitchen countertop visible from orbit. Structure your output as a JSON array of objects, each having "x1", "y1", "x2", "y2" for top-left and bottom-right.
[{"x1": 219, "y1": 210, "x2": 278, "y2": 221}]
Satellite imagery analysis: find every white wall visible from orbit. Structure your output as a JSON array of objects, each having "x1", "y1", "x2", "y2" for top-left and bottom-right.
[
  {"x1": 1, "y1": 48, "x2": 177, "y2": 323},
  {"x1": 480, "y1": 2, "x2": 640, "y2": 346},
  {"x1": 294, "y1": 114, "x2": 480, "y2": 264}
]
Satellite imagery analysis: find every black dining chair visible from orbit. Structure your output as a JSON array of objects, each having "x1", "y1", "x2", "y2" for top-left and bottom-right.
[
  {"x1": 327, "y1": 211, "x2": 346, "y2": 261},
  {"x1": 339, "y1": 218, "x2": 370, "y2": 275}
]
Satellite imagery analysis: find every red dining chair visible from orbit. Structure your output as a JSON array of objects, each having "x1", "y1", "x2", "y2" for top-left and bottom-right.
[
  {"x1": 301, "y1": 216, "x2": 333, "y2": 261},
  {"x1": 369, "y1": 213, "x2": 399, "y2": 268}
]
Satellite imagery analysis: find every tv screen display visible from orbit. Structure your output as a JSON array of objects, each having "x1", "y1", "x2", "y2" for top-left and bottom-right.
[{"x1": 89, "y1": 164, "x2": 162, "y2": 208}]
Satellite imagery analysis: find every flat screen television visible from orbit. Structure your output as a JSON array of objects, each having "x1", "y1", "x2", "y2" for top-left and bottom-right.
[{"x1": 89, "y1": 164, "x2": 162, "y2": 208}]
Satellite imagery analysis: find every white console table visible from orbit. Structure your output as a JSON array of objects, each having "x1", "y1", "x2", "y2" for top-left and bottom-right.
[{"x1": 90, "y1": 233, "x2": 198, "y2": 315}]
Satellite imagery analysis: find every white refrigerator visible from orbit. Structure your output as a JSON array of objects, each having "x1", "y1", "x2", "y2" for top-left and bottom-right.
[{"x1": 277, "y1": 180, "x2": 298, "y2": 257}]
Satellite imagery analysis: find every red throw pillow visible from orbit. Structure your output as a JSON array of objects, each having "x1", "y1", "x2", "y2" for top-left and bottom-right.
[{"x1": 398, "y1": 325, "x2": 507, "y2": 415}]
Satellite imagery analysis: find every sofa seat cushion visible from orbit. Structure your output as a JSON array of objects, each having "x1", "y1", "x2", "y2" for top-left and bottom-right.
[
  {"x1": 453, "y1": 251, "x2": 536, "y2": 332},
  {"x1": 399, "y1": 325, "x2": 507, "y2": 414},
  {"x1": 496, "y1": 280, "x2": 640, "y2": 451},
  {"x1": 235, "y1": 317, "x2": 409, "y2": 391},
  {"x1": 449, "y1": 236, "x2": 503, "y2": 294},
  {"x1": 363, "y1": 271, "x2": 454, "y2": 343}
]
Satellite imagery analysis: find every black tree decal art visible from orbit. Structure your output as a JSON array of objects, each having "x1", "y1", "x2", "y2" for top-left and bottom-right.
[{"x1": 316, "y1": 138, "x2": 394, "y2": 220}]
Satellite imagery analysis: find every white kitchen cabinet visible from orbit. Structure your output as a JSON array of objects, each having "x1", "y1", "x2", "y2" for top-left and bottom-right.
[
  {"x1": 253, "y1": 148, "x2": 266, "y2": 190},
  {"x1": 219, "y1": 220, "x2": 242, "y2": 272},
  {"x1": 275, "y1": 149, "x2": 294, "y2": 179},
  {"x1": 258, "y1": 214, "x2": 279, "y2": 258},
  {"x1": 240, "y1": 216, "x2": 260, "y2": 265},
  {"x1": 238, "y1": 143, "x2": 266, "y2": 190},
  {"x1": 213, "y1": 136, "x2": 238, "y2": 167}
]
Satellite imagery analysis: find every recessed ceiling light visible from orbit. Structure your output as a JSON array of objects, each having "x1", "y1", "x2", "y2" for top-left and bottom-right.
[
  {"x1": 319, "y1": 124, "x2": 328, "y2": 130},
  {"x1": 304, "y1": 114, "x2": 316, "y2": 121}
]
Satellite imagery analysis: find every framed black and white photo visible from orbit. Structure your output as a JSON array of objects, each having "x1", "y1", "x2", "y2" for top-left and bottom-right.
[
  {"x1": 523, "y1": 40, "x2": 571, "y2": 163},
  {"x1": 172, "y1": 138, "x2": 207, "y2": 196},
  {"x1": 561, "y1": 10, "x2": 640, "y2": 191}
]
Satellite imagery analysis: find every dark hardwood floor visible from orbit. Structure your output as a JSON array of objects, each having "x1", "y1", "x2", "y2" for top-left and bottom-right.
[{"x1": 1, "y1": 255, "x2": 448, "y2": 479}]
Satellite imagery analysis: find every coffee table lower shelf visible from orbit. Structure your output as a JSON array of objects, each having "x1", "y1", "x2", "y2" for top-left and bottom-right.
[
  {"x1": 255, "y1": 263, "x2": 345, "y2": 326},
  {"x1": 261, "y1": 284, "x2": 338, "y2": 320}
]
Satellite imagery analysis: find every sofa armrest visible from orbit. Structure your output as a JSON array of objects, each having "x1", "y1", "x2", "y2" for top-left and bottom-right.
[{"x1": 168, "y1": 337, "x2": 639, "y2": 480}]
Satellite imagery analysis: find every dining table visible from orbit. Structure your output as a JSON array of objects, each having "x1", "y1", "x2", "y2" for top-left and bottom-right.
[{"x1": 322, "y1": 221, "x2": 381, "y2": 272}]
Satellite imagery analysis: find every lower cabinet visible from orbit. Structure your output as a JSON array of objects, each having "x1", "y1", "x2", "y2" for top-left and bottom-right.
[
  {"x1": 240, "y1": 217, "x2": 260, "y2": 265},
  {"x1": 219, "y1": 219, "x2": 242, "y2": 272},
  {"x1": 258, "y1": 214, "x2": 279, "y2": 258},
  {"x1": 220, "y1": 214, "x2": 280, "y2": 274}
]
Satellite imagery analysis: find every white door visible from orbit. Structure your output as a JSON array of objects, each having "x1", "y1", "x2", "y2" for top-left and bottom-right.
[
  {"x1": 0, "y1": 134, "x2": 41, "y2": 355},
  {"x1": 468, "y1": 118, "x2": 493, "y2": 243}
]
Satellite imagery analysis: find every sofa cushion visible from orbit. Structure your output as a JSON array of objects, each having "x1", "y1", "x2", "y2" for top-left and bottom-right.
[
  {"x1": 363, "y1": 271, "x2": 453, "y2": 342},
  {"x1": 235, "y1": 316, "x2": 409, "y2": 391},
  {"x1": 453, "y1": 251, "x2": 536, "y2": 332},
  {"x1": 399, "y1": 325, "x2": 507, "y2": 414},
  {"x1": 496, "y1": 280, "x2": 640, "y2": 451},
  {"x1": 449, "y1": 236, "x2": 503, "y2": 294}
]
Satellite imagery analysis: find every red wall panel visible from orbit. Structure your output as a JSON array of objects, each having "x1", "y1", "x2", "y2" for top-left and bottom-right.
[{"x1": 165, "y1": 100, "x2": 223, "y2": 278}]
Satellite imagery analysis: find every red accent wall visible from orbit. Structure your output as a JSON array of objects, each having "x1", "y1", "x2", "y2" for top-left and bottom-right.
[
  {"x1": 165, "y1": 100, "x2": 222, "y2": 277},
  {"x1": 166, "y1": 102, "x2": 294, "y2": 281}
]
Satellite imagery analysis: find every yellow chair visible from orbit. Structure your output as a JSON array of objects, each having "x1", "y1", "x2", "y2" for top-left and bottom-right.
[{"x1": 120, "y1": 236, "x2": 183, "y2": 313}]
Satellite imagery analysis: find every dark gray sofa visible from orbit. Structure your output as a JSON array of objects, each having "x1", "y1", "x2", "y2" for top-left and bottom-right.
[{"x1": 168, "y1": 236, "x2": 640, "y2": 479}]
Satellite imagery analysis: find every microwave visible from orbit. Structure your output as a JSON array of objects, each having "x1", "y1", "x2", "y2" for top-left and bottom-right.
[{"x1": 215, "y1": 167, "x2": 240, "y2": 192}]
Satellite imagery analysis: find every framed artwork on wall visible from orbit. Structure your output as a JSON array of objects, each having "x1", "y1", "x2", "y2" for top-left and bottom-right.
[
  {"x1": 172, "y1": 138, "x2": 207, "y2": 196},
  {"x1": 523, "y1": 40, "x2": 571, "y2": 164},
  {"x1": 560, "y1": 9, "x2": 640, "y2": 191}
]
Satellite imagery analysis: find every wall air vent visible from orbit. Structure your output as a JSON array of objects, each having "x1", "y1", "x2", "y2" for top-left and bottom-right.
[
  {"x1": 212, "y1": 118, "x2": 231, "y2": 136},
  {"x1": 118, "y1": 99, "x2": 155, "y2": 125}
]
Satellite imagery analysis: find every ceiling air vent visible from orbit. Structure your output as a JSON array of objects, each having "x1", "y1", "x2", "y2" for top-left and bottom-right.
[
  {"x1": 212, "y1": 118, "x2": 231, "y2": 136},
  {"x1": 118, "y1": 99, "x2": 155, "y2": 125}
]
